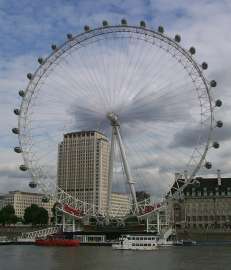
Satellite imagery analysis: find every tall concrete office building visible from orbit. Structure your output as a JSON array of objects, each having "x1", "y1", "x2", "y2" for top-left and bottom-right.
[{"x1": 57, "y1": 131, "x2": 110, "y2": 213}]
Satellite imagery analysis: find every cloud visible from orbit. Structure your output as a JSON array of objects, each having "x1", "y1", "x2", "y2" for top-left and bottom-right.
[
  {"x1": 0, "y1": 164, "x2": 31, "y2": 192},
  {"x1": 169, "y1": 121, "x2": 231, "y2": 149}
]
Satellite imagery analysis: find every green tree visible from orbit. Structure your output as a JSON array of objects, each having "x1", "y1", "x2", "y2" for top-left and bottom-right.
[
  {"x1": 24, "y1": 204, "x2": 48, "y2": 226},
  {"x1": 37, "y1": 207, "x2": 48, "y2": 225},
  {"x1": 0, "y1": 205, "x2": 18, "y2": 226},
  {"x1": 24, "y1": 204, "x2": 39, "y2": 225}
]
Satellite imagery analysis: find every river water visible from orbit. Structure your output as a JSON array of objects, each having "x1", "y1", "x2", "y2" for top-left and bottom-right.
[{"x1": 0, "y1": 245, "x2": 231, "y2": 270}]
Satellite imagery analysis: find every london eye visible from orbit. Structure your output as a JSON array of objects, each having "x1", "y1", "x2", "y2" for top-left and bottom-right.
[{"x1": 12, "y1": 20, "x2": 222, "y2": 222}]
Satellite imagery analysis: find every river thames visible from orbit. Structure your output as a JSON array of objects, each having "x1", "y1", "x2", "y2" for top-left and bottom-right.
[{"x1": 0, "y1": 245, "x2": 231, "y2": 270}]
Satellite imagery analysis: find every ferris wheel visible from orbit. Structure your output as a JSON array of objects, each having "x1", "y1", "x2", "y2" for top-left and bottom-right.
[{"x1": 12, "y1": 19, "x2": 222, "y2": 221}]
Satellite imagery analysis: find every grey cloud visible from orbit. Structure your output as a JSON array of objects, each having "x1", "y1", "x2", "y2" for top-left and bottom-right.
[
  {"x1": 0, "y1": 166, "x2": 31, "y2": 193},
  {"x1": 0, "y1": 166, "x2": 29, "y2": 179},
  {"x1": 170, "y1": 122, "x2": 231, "y2": 149},
  {"x1": 170, "y1": 125, "x2": 209, "y2": 148}
]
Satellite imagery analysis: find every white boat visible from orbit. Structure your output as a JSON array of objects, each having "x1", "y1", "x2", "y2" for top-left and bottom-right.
[{"x1": 112, "y1": 235, "x2": 158, "y2": 250}]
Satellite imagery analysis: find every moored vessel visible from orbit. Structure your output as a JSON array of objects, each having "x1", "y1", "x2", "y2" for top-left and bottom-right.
[
  {"x1": 112, "y1": 235, "x2": 158, "y2": 250},
  {"x1": 35, "y1": 235, "x2": 80, "y2": 247}
]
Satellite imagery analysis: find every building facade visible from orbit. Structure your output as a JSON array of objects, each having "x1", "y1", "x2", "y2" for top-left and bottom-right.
[
  {"x1": 0, "y1": 191, "x2": 55, "y2": 220},
  {"x1": 57, "y1": 131, "x2": 110, "y2": 213},
  {"x1": 110, "y1": 192, "x2": 131, "y2": 216},
  {"x1": 168, "y1": 176, "x2": 231, "y2": 239}
]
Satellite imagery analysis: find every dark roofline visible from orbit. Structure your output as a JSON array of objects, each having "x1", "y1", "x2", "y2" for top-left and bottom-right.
[
  {"x1": 169, "y1": 177, "x2": 231, "y2": 196},
  {"x1": 64, "y1": 130, "x2": 108, "y2": 139}
]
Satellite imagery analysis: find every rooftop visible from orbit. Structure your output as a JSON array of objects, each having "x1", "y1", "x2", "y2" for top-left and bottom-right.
[
  {"x1": 64, "y1": 130, "x2": 108, "y2": 139},
  {"x1": 169, "y1": 177, "x2": 231, "y2": 196}
]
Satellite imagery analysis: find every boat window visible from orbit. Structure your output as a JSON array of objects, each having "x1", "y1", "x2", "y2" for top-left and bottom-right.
[
  {"x1": 127, "y1": 237, "x2": 131, "y2": 240},
  {"x1": 132, "y1": 243, "x2": 135, "y2": 246},
  {"x1": 148, "y1": 243, "x2": 151, "y2": 246},
  {"x1": 140, "y1": 237, "x2": 143, "y2": 240},
  {"x1": 144, "y1": 243, "x2": 147, "y2": 246},
  {"x1": 132, "y1": 237, "x2": 135, "y2": 240},
  {"x1": 148, "y1": 237, "x2": 151, "y2": 240}
]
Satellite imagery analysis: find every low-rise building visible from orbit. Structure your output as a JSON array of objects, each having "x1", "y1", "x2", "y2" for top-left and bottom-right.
[
  {"x1": 0, "y1": 191, "x2": 55, "y2": 221},
  {"x1": 167, "y1": 174, "x2": 231, "y2": 240}
]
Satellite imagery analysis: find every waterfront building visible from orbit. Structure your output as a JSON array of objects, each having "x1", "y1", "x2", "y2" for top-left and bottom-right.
[
  {"x1": 168, "y1": 173, "x2": 231, "y2": 240},
  {"x1": 57, "y1": 131, "x2": 110, "y2": 213},
  {"x1": 0, "y1": 191, "x2": 55, "y2": 221}
]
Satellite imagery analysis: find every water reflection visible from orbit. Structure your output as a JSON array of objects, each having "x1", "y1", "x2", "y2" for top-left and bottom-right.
[{"x1": 0, "y1": 245, "x2": 231, "y2": 270}]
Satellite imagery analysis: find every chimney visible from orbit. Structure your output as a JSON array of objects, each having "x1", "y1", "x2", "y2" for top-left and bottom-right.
[{"x1": 217, "y1": 169, "x2": 221, "y2": 186}]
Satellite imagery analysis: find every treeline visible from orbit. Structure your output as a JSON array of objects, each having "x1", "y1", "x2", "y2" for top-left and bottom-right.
[{"x1": 0, "y1": 204, "x2": 49, "y2": 226}]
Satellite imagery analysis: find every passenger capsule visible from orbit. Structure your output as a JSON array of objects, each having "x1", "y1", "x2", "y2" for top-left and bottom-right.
[
  {"x1": 202, "y1": 62, "x2": 208, "y2": 70},
  {"x1": 14, "y1": 147, "x2": 22, "y2": 153},
  {"x1": 213, "y1": 142, "x2": 220, "y2": 149},
  {"x1": 102, "y1": 20, "x2": 109, "y2": 27},
  {"x1": 205, "y1": 162, "x2": 212, "y2": 169},
  {"x1": 121, "y1": 19, "x2": 127, "y2": 25},
  {"x1": 51, "y1": 44, "x2": 57, "y2": 51},
  {"x1": 19, "y1": 90, "x2": 25, "y2": 97},
  {"x1": 19, "y1": 165, "x2": 28, "y2": 171},
  {"x1": 27, "y1": 73, "x2": 32, "y2": 80},
  {"x1": 42, "y1": 196, "x2": 50, "y2": 203},
  {"x1": 140, "y1": 21, "x2": 146, "y2": 28},
  {"x1": 174, "y1": 34, "x2": 181, "y2": 42},
  {"x1": 29, "y1": 181, "x2": 37, "y2": 188},
  {"x1": 215, "y1": 99, "x2": 222, "y2": 107},
  {"x1": 189, "y1": 47, "x2": 196, "y2": 55},
  {"x1": 12, "y1": 128, "x2": 19, "y2": 134},
  {"x1": 38, "y1": 57, "x2": 44, "y2": 64},
  {"x1": 14, "y1": 109, "x2": 20, "y2": 115},
  {"x1": 84, "y1": 25, "x2": 90, "y2": 32},
  {"x1": 216, "y1": 120, "x2": 223, "y2": 128},
  {"x1": 210, "y1": 80, "x2": 217, "y2": 87},
  {"x1": 158, "y1": 26, "x2": 164, "y2": 33},
  {"x1": 66, "y1": 33, "x2": 73, "y2": 40}
]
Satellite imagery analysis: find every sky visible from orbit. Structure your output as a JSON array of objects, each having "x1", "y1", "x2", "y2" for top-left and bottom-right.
[{"x1": 0, "y1": 0, "x2": 231, "y2": 200}]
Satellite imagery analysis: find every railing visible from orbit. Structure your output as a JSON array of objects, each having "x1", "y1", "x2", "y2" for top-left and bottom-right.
[
  {"x1": 20, "y1": 227, "x2": 59, "y2": 240},
  {"x1": 54, "y1": 186, "x2": 166, "y2": 221}
]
